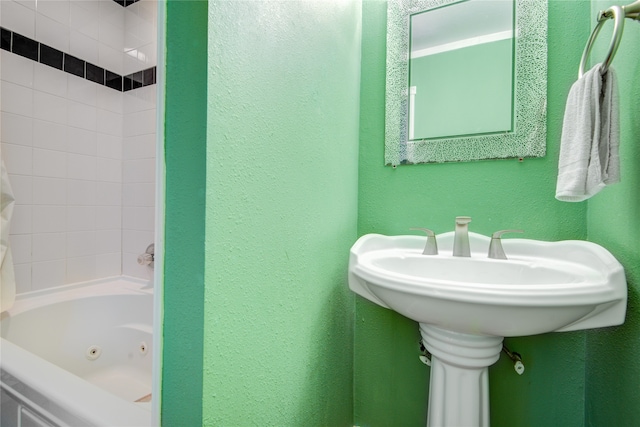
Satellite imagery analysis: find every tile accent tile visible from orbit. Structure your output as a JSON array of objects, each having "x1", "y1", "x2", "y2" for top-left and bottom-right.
[
  {"x1": 86, "y1": 62, "x2": 105, "y2": 85},
  {"x1": 0, "y1": 26, "x2": 156, "y2": 92},
  {"x1": 123, "y1": 75, "x2": 133, "y2": 92},
  {"x1": 40, "y1": 43, "x2": 63, "y2": 70},
  {"x1": 131, "y1": 70, "x2": 143, "y2": 89},
  {"x1": 106, "y1": 70, "x2": 123, "y2": 91},
  {"x1": 143, "y1": 67, "x2": 155, "y2": 86},
  {"x1": 64, "y1": 53, "x2": 85, "y2": 78},
  {"x1": 1, "y1": 27, "x2": 11, "y2": 51},
  {"x1": 12, "y1": 32, "x2": 38, "y2": 61},
  {"x1": 112, "y1": 0, "x2": 142, "y2": 7}
]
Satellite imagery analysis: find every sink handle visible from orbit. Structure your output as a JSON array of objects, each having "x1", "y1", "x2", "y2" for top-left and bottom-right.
[
  {"x1": 488, "y1": 230, "x2": 523, "y2": 260},
  {"x1": 410, "y1": 228, "x2": 438, "y2": 255}
]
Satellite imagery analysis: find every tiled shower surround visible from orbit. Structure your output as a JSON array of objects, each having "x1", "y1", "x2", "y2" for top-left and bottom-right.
[{"x1": 0, "y1": 0, "x2": 157, "y2": 293}]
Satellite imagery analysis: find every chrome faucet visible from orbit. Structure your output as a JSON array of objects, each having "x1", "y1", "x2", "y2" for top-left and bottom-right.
[
  {"x1": 410, "y1": 228, "x2": 438, "y2": 255},
  {"x1": 453, "y1": 216, "x2": 472, "y2": 257},
  {"x1": 488, "y1": 230, "x2": 523, "y2": 259},
  {"x1": 137, "y1": 243, "x2": 155, "y2": 267}
]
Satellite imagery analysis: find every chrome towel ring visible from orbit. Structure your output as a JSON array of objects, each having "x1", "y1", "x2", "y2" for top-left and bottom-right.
[
  {"x1": 579, "y1": 5, "x2": 625, "y2": 78},
  {"x1": 578, "y1": 1, "x2": 640, "y2": 78}
]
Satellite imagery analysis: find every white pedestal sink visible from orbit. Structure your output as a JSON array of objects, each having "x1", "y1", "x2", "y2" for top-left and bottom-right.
[{"x1": 349, "y1": 232, "x2": 626, "y2": 427}]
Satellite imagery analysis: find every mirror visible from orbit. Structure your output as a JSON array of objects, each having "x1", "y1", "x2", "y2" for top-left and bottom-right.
[
  {"x1": 385, "y1": 0, "x2": 548, "y2": 165},
  {"x1": 409, "y1": 0, "x2": 514, "y2": 140}
]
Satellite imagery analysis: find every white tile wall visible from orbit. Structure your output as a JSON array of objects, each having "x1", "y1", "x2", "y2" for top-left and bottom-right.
[
  {"x1": 123, "y1": 0, "x2": 157, "y2": 75},
  {"x1": 68, "y1": 127, "x2": 98, "y2": 156},
  {"x1": 122, "y1": 83, "x2": 155, "y2": 278},
  {"x1": 33, "y1": 120, "x2": 67, "y2": 151},
  {"x1": 1, "y1": 52, "x2": 34, "y2": 87},
  {"x1": 32, "y1": 259, "x2": 66, "y2": 290},
  {"x1": 2, "y1": 144, "x2": 33, "y2": 175},
  {"x1": 2, "y1": 81, "x2": 34, "y2": 117},
  {"x1": 32, "y1": 177, "x2": 66, "y2": 205},
  {"x1": 32, "y1": 232, "x2": 66, "y2": 262},
  {"x1": 68, "y1": 179, "x2": 97, "y2": 205},
  {"x1": 95, "y1": 252, "x2": 121, "y2": 277},
  {"x1": 34, "y1": 64, "x2": 68, "y2": 97},
  {"x1": 70, "y1": 1, "x2": 100, "y2": 40},
  {"x1": 2, "y1": 0, "x2": 157, "y2": 292},
  {"x1": 7, "y1": 175, "x2": 32, "y2": 204},
  {"x1": 10, "y1": 234, "x2": 32, "y2": 265},
  {"x1": 36, "y1": 0, "x2": 71, "y2": 26},
  {"x1": 68, "y1": 78, "x2": 98, "y2": 107},
  {"x1": 1, "y1": 112, "x2": 33, "y2": 146},
  {"x1": 0, "y1": 1, "x2": 36, "y2": 38},
  {"x1": 33, "y1": 148, "x2": 67, "y2": 178},
  {"x1": 33, "y1": 90, "x2": 68, "y2": 125},
  {"x1": 36, "y1": 13, "x2": 70, "y2": 53},
  {"x1": 70, "y1": 30, "x2": 100, "y2": 65},
  {"x1": 32, "y1": 206, "x2": 66, "y2": 233},
  {"x1": 10, "y1": 206, "x2": 32, "y2": 235}
]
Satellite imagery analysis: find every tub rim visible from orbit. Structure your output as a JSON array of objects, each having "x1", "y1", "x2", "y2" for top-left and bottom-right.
[
  {"x1": 0, "y1": 276, "x2": 154, "y2": 426},
  {"x1": 1, "y1": 276, "x2": 152, "y2": 319},
  {"x1": 1, "y1": 338, "x2": 151, "y2": 427}
]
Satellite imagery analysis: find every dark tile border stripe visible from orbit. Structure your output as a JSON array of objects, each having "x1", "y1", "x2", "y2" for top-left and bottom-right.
[
  {"x1": 112, "y1": 0, "x2": 142, "y2": 7},
  {"x1": 0, "y1": 26, "x2": 156, "y2": 92}
]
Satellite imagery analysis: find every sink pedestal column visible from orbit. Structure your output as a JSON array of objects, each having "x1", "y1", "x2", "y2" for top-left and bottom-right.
[{"x1": 419, "y1": 324, "x2": 503, "y2": 427}]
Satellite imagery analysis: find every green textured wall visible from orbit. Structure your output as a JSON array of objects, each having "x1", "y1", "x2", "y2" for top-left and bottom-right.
[
  {"x1": 202, "y1": 1, "x2": 361, "y2": 425},
  {"x1": 410, "y1": 39, "x2": 514, "y2": 139},
  {"x1": 356, "y1": 1, "x2": 591, "y2": 425},
  {"x1": 162, "y1": 1, "x2": 207, "y2": 425},
  {"x1": 162, "y1": 1, "x2": 637, "y2": 425},
  {"x1": 585, "y1": 0, "x2": 640, "y2": 424}
]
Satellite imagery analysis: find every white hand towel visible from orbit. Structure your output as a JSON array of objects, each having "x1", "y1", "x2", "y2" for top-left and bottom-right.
[{"x1": 555, "y1": 63, "x2": 620, "y2": 202}]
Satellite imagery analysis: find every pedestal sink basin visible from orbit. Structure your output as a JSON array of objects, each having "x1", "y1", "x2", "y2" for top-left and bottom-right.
[{"x1": 349, "y1": 231, "x2": 626, "y2": 426}]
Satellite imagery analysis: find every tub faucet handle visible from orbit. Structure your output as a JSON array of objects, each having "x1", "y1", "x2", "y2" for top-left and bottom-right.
[
  {"x1": 488, "y1": 230, "x2": 523, "y2": 260},
  {"x1": 410, "y1": 228, "x2": 438, "y2": 255},
  {"x1": 137, "y1": 243, "x2": 155, "y2": 267}
]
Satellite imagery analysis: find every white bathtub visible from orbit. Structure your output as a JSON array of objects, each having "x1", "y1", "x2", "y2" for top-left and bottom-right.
[{"x1": 0, "y1": 277, "x2": 153, "y2": 427}]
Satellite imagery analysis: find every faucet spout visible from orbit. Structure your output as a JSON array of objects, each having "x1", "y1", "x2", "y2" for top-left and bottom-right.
[{"x1": 453, "y1": 216, "x2": 472, "y2": 257}]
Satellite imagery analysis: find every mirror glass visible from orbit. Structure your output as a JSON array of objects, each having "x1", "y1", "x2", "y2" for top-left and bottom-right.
[
  {"x1": 385, "y1": 0, "x2": 548, "y2": 166},
  {"x1": 409, "y1": 0, "x2": 514, "y2": 140}
]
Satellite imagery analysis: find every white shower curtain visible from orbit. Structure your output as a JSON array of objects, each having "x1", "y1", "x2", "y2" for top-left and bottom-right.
[{"x1": 1, "y1": 159, "x2": 16, "y2": 312}]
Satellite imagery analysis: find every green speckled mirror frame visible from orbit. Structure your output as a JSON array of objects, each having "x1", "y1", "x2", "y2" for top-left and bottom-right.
[{"x1": 385, "y1": 0, "x2": 548, "y2": 166}]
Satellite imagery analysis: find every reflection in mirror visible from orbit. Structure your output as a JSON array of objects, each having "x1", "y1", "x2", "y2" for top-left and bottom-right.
[
  {"x1": 409, "y1": 0, "x2": 515, "y2": 140},
  {"x1": 385, "y1": 0, "x2": 548, "y2": 166}
]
